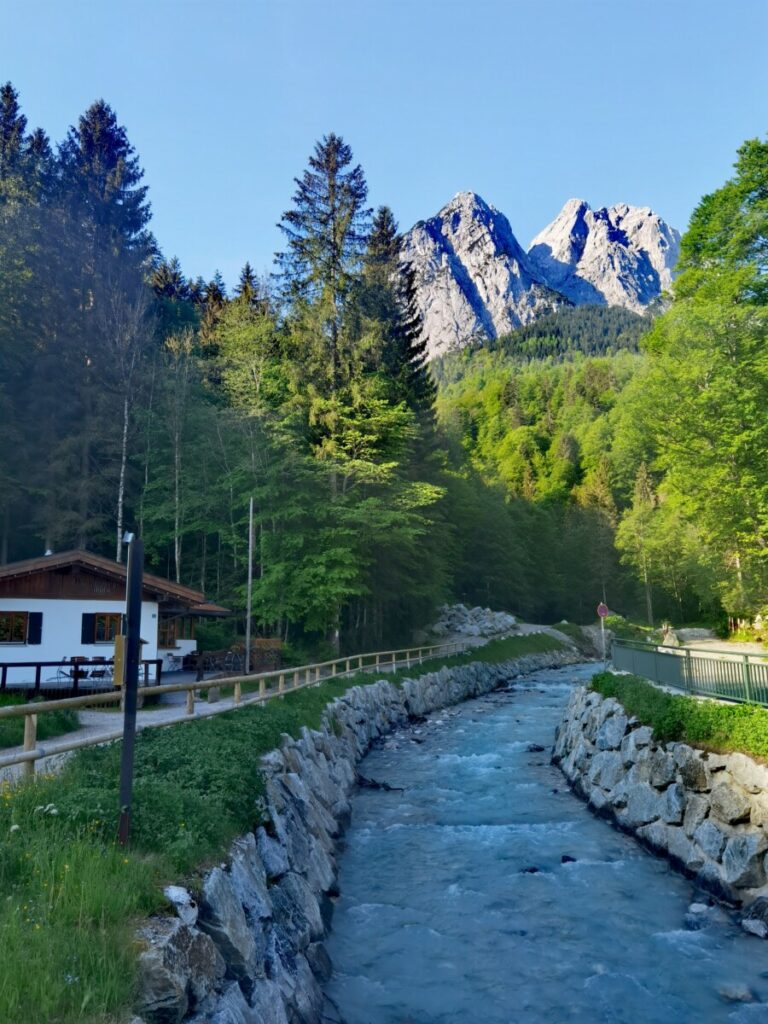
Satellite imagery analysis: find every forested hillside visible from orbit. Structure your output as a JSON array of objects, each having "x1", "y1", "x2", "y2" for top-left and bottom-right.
[
  {"x1": 1, "y1": 79, "x2": 766, "y2": 644},
  {"x1": 437, "y1": 135, "x2": 768, "y2": 629}
]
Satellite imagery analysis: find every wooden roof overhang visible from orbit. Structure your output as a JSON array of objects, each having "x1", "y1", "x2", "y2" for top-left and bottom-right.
[{"x1": 0, "y1": 550, "x2": 230, "y2": 616}]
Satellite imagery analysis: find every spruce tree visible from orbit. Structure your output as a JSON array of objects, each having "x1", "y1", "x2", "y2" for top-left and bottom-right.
[
  {"x1": 57, "y1": 99, "x2": 152, "y2": 260},
  {"x1": 235, "y1": 261, "x2": 257, "y2": 303},
  {"x1": 0, "y1": 82, "x2": 26, "y2": 193},
  {"x1": 365, "y1": 205, "x2": 399, "y2": 286},
  {"x1": 276, "y1": 133, "x2": 371, "y2": 303},
  {"x1": 276, "y1": 133, "x2": 371, "y2": 391},
  {"x1": 389, "y1": 264, "x2": 436, "y2": 425}
]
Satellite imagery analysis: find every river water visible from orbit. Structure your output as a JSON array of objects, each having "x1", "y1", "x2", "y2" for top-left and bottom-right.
[{"x1": 323, "y1": 663, "x2": 768, "y2": 1023}]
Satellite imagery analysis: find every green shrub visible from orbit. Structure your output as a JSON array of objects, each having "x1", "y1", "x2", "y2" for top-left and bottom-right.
[{"x1": 590, "y1": 671, "x2": 768, "y2": 759}]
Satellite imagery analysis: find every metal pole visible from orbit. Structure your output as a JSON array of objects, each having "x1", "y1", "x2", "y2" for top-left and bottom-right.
[
  {"x1": 118, "y1": 536, "x2": 143, "y2": 846},
  {"x1": 245, "y1": 496, "x2": 254, "y2": 676}
]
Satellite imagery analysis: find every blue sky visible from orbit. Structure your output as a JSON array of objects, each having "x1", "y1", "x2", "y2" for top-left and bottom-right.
[{"x1": 2, "y1": 0, "x2": 766, "y2": 289}]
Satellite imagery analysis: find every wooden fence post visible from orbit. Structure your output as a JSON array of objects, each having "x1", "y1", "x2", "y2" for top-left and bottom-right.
[
  {"x1": 279, "y1": 673, "x2": 285, "y2": 694},
  {"x1": 293, "y1": 671, "x2": 299, "y2": 689},
  {"x1": 23, "y1": 714, "x2": 37, "y2": 777},
  {"x1": 186, "y1": 690, "x2": 194, "y2": 715},
  {"x1": 234, "y1": 681, "x2": 242, "y2": 705}
]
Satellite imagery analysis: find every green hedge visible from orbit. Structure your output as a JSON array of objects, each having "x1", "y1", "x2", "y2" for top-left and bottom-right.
[{"x1": 591, "y1": 671, "x2": 768, "y2": 759}]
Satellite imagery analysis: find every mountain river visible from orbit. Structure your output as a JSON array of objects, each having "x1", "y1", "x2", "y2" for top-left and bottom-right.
[{"x1": 323, "y1": 663, "x2": 768, "y2": 1023}]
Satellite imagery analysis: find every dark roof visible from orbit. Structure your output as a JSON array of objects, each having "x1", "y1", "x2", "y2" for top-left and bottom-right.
[{"x1": 0, "y1": 550, "x2": 230, "y2": 614}]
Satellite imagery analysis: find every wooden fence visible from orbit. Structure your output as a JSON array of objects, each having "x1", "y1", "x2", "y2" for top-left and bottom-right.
[{"x1": 0, "y1": 640, "x2": 468, "y2": 778}]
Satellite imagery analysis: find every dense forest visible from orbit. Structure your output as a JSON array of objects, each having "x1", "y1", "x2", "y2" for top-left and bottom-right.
[{"x1": 1, "y1": 81, "x2": 766, "y2": 648}]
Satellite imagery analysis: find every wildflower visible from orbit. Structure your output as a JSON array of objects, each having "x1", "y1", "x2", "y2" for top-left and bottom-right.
[{"x1": 9, "y1": 823, "x2": 20, "y2": 833}]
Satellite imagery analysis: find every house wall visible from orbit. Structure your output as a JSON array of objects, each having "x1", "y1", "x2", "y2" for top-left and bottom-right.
[{"x1": 0, "y1": 598, "x2": 159, "y2": 685}]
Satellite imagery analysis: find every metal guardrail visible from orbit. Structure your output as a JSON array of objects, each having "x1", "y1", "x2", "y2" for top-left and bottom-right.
[
  {"x1": 612, "y1": 638, "x2": 768, "y2": 705},
  {"x1": 0, "y1": 640, "x2": 469, "y2": 777}
]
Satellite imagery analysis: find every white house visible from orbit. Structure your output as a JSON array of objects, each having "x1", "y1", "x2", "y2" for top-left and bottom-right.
[{"x1": 0, "y1": 550, "x2": 229, "y2": 687}]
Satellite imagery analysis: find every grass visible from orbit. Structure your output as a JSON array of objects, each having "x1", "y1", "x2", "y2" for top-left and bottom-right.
[
  {"x1": 0, "y1": 631, "x2": 562, "y2": 1023},
  {"x1": 0, "y1": 694, "x2": 80, "y2": 750},
  {"x1": 591, "y1": 670, "x2": 768, "y2": 760}
]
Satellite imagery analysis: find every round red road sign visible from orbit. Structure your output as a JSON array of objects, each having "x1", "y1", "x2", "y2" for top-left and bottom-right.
[{"x1": 597, "y1": 602, "x2": 609, "y2": 618}]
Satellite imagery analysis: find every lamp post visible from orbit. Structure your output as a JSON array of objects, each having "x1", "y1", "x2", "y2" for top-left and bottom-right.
[{"x1": 118, "y1": 532, "x2": 143, "y2": 846}]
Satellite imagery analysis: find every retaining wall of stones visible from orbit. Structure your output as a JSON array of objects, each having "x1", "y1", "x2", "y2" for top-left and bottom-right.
[
  {"x1": 553, "y1": 686, "x2": 768, "y2": 937},
  {"x1": 135, "y1": 648, "x2": 580, "y2": 1024}
]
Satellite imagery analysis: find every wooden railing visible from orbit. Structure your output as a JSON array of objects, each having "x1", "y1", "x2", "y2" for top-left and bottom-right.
[{"x1": 0, "y1": 641, "x2": 468, "y2": 777}]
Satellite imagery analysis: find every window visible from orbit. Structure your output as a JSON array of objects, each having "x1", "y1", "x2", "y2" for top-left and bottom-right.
[
  {"x1": 158, "y1": 617, "x2": 195, "y2": 648},
  {"x1": 0, "y1": 612, "x2": 28, "y2": 644},
  {"x1": 94, "y1": 613, "x2": 122, "y2": 643},
  {"x1": 158, "y1": 618, "x2": 177, "y2": 649}
]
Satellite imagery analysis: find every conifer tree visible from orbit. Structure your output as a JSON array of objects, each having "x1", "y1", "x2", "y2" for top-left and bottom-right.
[
  {"x1": 57, "y1": 99, "x2": 152, "y2": 262},
  {"x1": 0, "y1": 82, "x2": 26, "y2": 194},
  {"x1": 235, "y1": 261, "x2": 257, "y2": 303},
  {"x1": 389, "y1": 264, "x2": 436, "y2": 426},
  {"x1": 276, "y1": 133, "x2": 371, "y2": 390}
]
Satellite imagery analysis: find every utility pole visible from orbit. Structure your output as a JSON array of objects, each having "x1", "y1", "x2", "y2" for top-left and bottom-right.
[
  {"x1": 118, "y1": 533, "x2": 143, "y2": 846},
  {"x1": 245, "y1": 497, "x2": 254, "y2": 675}
]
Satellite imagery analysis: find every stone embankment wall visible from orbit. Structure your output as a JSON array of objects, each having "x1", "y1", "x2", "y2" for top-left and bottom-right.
[
  {"x1": 553, "y1": 686, "x2": 768, "y2": 937},
  {"x1": 136, "y1": 648, "x2": 580, "y2": 1024}
]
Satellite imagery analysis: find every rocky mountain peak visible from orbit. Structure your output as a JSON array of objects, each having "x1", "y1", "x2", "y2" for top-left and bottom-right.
[
  {"x1": 400, "y1": 192, "x2": 564, "y2": 360},
  {"x1": 528, "y1": 199, "x2": 680, "y2": 312},
  {"x1": 400, "y1": 192, "x2": 680, "y2": 358}
]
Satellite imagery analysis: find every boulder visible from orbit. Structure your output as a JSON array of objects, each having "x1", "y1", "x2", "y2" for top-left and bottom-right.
[
  {"x1": 587, "y1": 750, "x2": 624, "y2": 791},
  {"x1": 725, "y1": 753, "x2": 768, "y2": 795},
  {"x1": 710, "y1": 783, "x2": 752, "y2": 825},
  {"x1": 660, "y1": 784, "x2": 686, "y2": 825},
  {"x1": 741, "y1": 897, "x2": 768, "y2": 939},
  {"x1": 229, "y1": 833, "x2": 272, "y2": 924},
  {"x1": 164, "y1": 886, "x2": 198, "y2": 927},
  {"x1": 136, "y1": 919, "x2": 225, "y2": 1024},
  {"x1": 209, "y1": 982, "x2": 259, "y2": 1024},
  {"x1": 270, "y1": 873, "x2": 324, "y2": 951},
  {"x1": 620, "y1": 726, "x2": 653, "y2": 766},
  {"x1": 595, "y1": 714, "x2": 629, "y2": 751},
  {"x1": 682, "y1": 794, "x2": 710, "y2": 837},
  {"x1": 750, "y1": 792, "x2": 768, "y2": 828},
  {"x1": 647, "y1": 750, "x2": 677, "y2": 789},
  {"x1": 667, "y1": 826, "x2": 704, "y2": 871},
  {"x1": 675, "y1": 747, "x2": 711, "y2": 792},
  {"x1": 694, "y1": 820, "x2": 729, "y2": 861},
  {"x1": 623, "y1": 783, "x2": 663, "y2": 828},
  {"x1": 257, "y1": 827, "x2": 290, "y2": 880},
  {"x1": 722, "y1": 833, "x2": 768, "y2": 888},
  {"x1": 198, "y1": 869, "x2": 259, "y2": 988}
]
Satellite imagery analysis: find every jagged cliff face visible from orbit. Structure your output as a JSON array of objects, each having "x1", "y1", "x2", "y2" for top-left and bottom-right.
[
  {"x1": 400, "y1": 192, "x2": 679, "y2": 359},
  {"x1": 399, "y1": 192, "x2": 564, "y2": 360},
  {"x1": 528, "y1": 198, "x2": 680, "y2": 312}
]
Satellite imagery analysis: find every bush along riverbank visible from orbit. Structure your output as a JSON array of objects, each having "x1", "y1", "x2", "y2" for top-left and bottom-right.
[
  {"x1": 553, "y1": 674, "x2": 768, "y2": 938},
  {"x1": 134, "y1": 641, "x2": 581, "y2": 1024},
  {"x1": 0, "y1": 632, "x2": 570, "y2": 1024}
]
